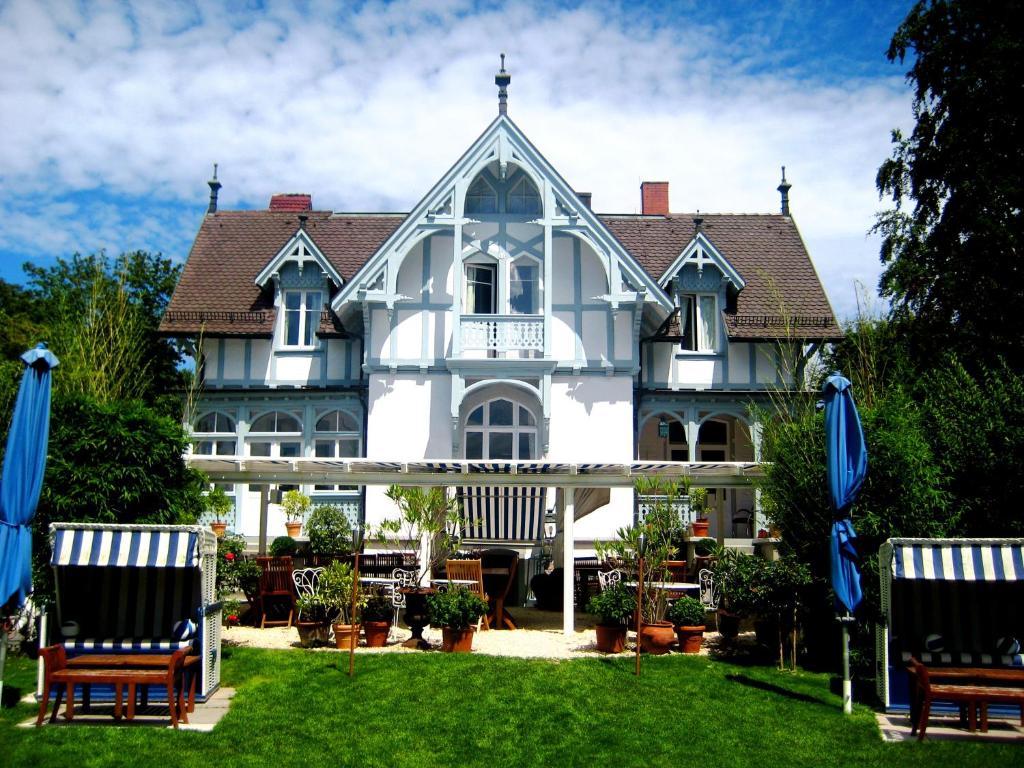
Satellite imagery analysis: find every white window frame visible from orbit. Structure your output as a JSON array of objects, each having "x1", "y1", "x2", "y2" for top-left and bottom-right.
[
  {"x1": 509, "y1": 256, "x2": 541, "y2": 315},
  {"x1": 312, "y1": 409, "x2": 362, "y2": 492},
  {"x1": 281, "y1": 289, "x2": 322, "y2": 349},
  {"x1": 191, "y1": 411, "x2": 237, "y2": 456},
  {"x1": 245, "y1": 410, "x2": 303, "y2": 492},
  {"x1": 680, "y1": 293, "x2": 719, "y2": 353},
  {"x1": 506, "y1": 176, "x2": 542, "y2": 216},
  {"x1": 464, "y1": 260, "x2": 498, "y2": 315},
  {"x1": 463, "y1": 398, "x2": 538, "y2": 460}
]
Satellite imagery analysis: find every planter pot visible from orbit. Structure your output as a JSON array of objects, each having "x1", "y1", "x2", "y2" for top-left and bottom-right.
[
  {"x1": 295, "y1": 621, "x2": 330, "y2": 648},
  {"x1": 638, "y1": 621, "x2": 676, "y2": 654},
  {"x1": 674, "y1": 625, "x2": 706, "y2": 654},
  {"x1": 400, "y1": 588, "x2": 434, "y2": 650},
  {"x1": 210, "y1": 521, "x2": 227, "y2": 537},
  {"x1": 332, "y1": 622, "x2": 360, "y2": 649},
  {"x1": 690, "y1": 519, "x2": 710, "y2": 538},
  {"x1": 285, "y1": 521, "x2": 302, "y2": 537},
  {"x1": 718, "y1": 610, "x2": 741, "y2": 640},
  {"x1": 440, "y1": 626, "x2": 476, "y2": 653},
  {"x1": 363, "y1": 620, "x2": 391, "y2": 648},
  {"x1": 595, "y1": 623, "x2": 628, "y2": 654}
]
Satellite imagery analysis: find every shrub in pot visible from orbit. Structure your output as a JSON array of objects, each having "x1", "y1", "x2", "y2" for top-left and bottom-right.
[
  {"x1": 318, "y1": 560, "x2": 366, "y2": 649},
  {"x1": 281, "y1": 489, "x2": 311, "y2": 536},
  {"x1": 361, "y1": 591, "x2": 394, "y2": 647},
  {"x1": 306, "y1": 504, "x2": 355, "y2": 562},
  {"x1": 426, "y1": 586, "x2": 488, "y2": 652},
  {"x1": 586, "y1": 583, "x2": 636, "y2": 653},
  {"x1": 270, "y1": 535, "x2": 297, "y2": 557},
  {"x1": 294, "y1": 593, "x2": 332, "y2": 647},
  {"x1": 667, "y1": 596, "x2": 706, "y2": 653}
]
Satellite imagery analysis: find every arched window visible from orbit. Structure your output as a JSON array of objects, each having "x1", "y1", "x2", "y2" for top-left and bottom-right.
[
  {"x1": 313, "y1": 409, "x2": 362, "y2": 491},
  {"x1": 697, "y1": 419, "x2": 728, "y2": 461},
  {"x1": 464, "y1": 398, "x2": 537, "y2": 460},
  {"x1": 506, "y1": 176, "x2": 542, "y2": 215},
  {"x1": 246, "y1": 410, "x2": 303, "y2": 492},
  {"x1": 464, "y1": 176, "x2": 497, "y2": 215},
  {"x1": 192, "y1": 411, "x2": 237, "y2": 456}
]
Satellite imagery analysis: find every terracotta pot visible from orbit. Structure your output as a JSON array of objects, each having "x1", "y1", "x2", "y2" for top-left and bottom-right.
[
  {"x1": 210, "y1": 521, "x2": 227, "y2": 537},
  {"x1": 690, "y1": 519, "x2": 710, "y2": 538},
  {"x1": 595, "y1": 624, "x2": 627, "y2": 654},
  {"x1": 332, "y1": 622, "x2": 360, "y2": 649},
  {"x1": 285, "y1": 521, "x2": 302, "y2": 537},
  {"x1": 638, "y1": 621, "x2": 676, "y2": 654},
  {"x1": 674, "y1": 625, "x2": 705, "y2": 654},
  {"x1": 363, "y1": 621, "x2": 391, "y2": 648},
  {"x1": 440, "y1": 626, "x2": 476, "y2": 653},
  {"x1": 295, "y1": 621, "x2": 330, "y2": 648}
]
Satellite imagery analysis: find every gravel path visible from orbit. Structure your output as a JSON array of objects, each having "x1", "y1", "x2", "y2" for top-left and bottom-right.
[{"x1": 223, "y1": 607, "x2": 715, "y2": 658}]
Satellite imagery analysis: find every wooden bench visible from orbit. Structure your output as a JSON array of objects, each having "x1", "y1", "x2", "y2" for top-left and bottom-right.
[
  {"x1": 909, "y1": 657, "x2": 1024, "y2": 740},
  {"x1": 36, "y1": 645, "x2": 188, "y2": 728}
]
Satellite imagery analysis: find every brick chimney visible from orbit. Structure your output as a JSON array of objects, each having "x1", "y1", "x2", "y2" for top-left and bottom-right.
[
  {"x1": 269, "y1": 194, "x2": 313, "y2": 211},
  {"x1": 640, "y1": 181, "x2": 669, "y2": 215},
  {"x1": 576, "y1": 191, "x2": 592, "y2": 210}
]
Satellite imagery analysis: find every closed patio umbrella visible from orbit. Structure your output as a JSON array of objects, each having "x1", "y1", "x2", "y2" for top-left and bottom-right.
[
  {"x1": 0, "y1": 344, "x2": 59, "y2": 704},
  {"x1": 824, "y1": 371, "x2": 867, "y2": 714}
]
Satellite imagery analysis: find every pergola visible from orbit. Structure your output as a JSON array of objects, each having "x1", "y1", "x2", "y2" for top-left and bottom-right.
[{"x1": 188, "y1": 457, "x2": 763, "y2": 635}]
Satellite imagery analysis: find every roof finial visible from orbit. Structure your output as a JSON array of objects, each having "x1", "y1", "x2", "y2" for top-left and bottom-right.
[
  {"x1": 207, "y1": 163, "x2": 222, "y2": 214},
  {"x1": 495, "y1": 52, "x2": 511, "y2": 116},
  {"x1": 777, "y1": 165, "x2": 792, "y2": 216}
]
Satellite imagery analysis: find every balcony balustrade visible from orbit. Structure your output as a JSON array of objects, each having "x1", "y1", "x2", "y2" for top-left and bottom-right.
[{"x1": 461, "y1": 314, "x2": 544, "y2": 355}]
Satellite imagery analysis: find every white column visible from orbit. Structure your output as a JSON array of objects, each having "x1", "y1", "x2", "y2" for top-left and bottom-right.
[{"x1": 562, "y1": 486, "x2": 575, "y2": 635}]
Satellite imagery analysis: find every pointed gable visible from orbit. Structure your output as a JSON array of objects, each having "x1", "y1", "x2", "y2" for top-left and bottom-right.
[
  {"x1": 658, "y1": 230, "x2": 745, "y2": 291},
  {"x1": 255, "y1": 228, "x2": 344, "y2": 289}
]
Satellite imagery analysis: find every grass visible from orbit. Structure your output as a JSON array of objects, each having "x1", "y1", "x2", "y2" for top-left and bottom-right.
[{"x1": 0, "y1": 645, "x2": 1019, "y2": 767}]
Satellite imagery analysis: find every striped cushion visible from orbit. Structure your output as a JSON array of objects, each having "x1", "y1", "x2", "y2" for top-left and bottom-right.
[
  {"x1": 64, "y1": 637, "x2": 195, "y2": 652},
  {"x1": 900, "y1": 650, "x2": 1024, "y2": 667}
]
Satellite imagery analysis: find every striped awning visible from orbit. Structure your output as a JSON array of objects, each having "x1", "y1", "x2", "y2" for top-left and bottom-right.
[
  {"x1": 459, "y1": 486, "x2": 546, "y2": 541},
  {"x1": 891, "y1": 539, "x2": 1024, "y2": 581},
  {"x1": 51, "y1": 525, "x2": 200, "y2": 568}
]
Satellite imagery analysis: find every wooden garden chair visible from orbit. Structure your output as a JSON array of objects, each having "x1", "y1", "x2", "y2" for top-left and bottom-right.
[
  {"x1": 256, "y1": 556, "x2": 295, "y2": 628},
  {"x1": 444, "y1": 559, "x2": 490, "y2": 630}
]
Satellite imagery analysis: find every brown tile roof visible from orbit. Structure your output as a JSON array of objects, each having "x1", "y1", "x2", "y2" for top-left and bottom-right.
[
  {"x1": 161, "y1": 209, "x2": 840, "y2": 341},
  {"x1": 601, "y1": 214, "x2": 841, "y2": 340},
  {"x1": 159, "y1": 211, "x2": 402, "y2": 336}
]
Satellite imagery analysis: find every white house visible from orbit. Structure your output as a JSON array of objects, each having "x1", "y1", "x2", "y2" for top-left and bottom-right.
[{"x1": 160, "y1": 67, "x2": 841, "y2": 568}]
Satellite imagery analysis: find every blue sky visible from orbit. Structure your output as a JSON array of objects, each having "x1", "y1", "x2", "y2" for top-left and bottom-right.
[{"x1": 0, "y1": 0, "x2": 914, "y2": 320}]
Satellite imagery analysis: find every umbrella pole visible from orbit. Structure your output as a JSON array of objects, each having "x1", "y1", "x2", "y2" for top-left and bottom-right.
[
  {"x1": 841, "y1": 613, "x2": 852, "y2": 714},
  {"x1": 634, "y1": 556, "x2": 643, "y2": 677},
  {"x1": 348, "y1": 553, "x2": 360, "y2": 677}
]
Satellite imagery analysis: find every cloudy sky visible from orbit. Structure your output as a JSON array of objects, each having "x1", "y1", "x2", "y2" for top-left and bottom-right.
[{"x1": 0, "y1": 0, "x2": 914, "y2": 320}]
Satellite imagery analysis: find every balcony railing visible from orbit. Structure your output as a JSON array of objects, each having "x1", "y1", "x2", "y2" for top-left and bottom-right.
[
  {"x1": 461, "y1": 314, "x2": 544, "y2": 354},
  {"x1": 634, "y1": 494, "x2": 695, "y2": 528}
]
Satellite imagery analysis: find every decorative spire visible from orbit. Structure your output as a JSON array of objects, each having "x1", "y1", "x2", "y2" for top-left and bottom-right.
[
  {"x1": 207, "y1": 163, "x2": 222, "y2": 214},
  {"x1": 777, "y1": 166, "x2": 792, "y2": 216},
  {"x1": 495, "y1": 53, "x2": 511, "y2": 116}
]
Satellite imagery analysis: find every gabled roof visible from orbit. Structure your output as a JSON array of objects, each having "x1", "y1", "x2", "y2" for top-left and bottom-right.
[
  {"x1": 656, "y1": 230, "x2": 745, "y2": 291},
  {"x1": 254, "y1": 228, "x2": 345, "y2": 288},
  {"x1": 160, "y1": 207, "x2": 840, "y2": 342},
  {"x1": 603, "y1": 214, "x2": 841, "y2": 341}
]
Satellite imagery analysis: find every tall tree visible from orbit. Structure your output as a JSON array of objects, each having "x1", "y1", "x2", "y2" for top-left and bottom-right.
[{"x1": 875, "y1": 0, "x2": 1024, "y2": 370}]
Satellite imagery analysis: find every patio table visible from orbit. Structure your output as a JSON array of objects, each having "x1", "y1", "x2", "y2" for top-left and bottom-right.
[
  {"x1": 67, "y1": 652, "x2": 201, "y2": 714},
  {"x1": 625, "y1": 581, "x2": 700, "y2": 595}
]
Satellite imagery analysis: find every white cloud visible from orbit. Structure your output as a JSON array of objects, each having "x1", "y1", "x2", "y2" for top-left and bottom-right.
[{"x1": 0, "y1": 0, "x2": 911, "y2": 319}]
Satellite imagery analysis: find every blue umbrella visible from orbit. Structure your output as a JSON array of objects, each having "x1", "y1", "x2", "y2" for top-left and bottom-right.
[{"x1": 823, "y1": 371, "x2": 867, "y2": 714}]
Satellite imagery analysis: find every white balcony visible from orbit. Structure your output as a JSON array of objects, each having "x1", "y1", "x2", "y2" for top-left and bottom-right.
[{"x1": 461, "y1": 314, "x2": 543, "y2": 357}]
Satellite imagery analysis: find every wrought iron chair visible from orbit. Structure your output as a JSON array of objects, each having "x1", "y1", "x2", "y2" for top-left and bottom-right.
[
  {"x1": 444, "y1": 559, "x2": 490, "y2": 630},
  {"x1": 597, "y1": 569, "x2": 623, "y2": 591},
  {"x1": 291, "y1": 567, "x2": 324, "y2": 621},
  {"x1": 698, "y1": 568, "x2": 720, "y2": 630},
  {"x1": 390, "y1": 568, "x2": 418, "y2": 636},
  {"x1": 256, "y1": 556, "x2": 295, "y2": 628},
  {"x1": 732, "y1": 508, "x2": 753, "y2": 538}
]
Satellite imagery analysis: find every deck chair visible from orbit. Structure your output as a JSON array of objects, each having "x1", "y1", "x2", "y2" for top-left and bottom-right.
[
  {"x1": 444, "y1": 559, "x2": 490, "y2": 631},
  {"x1": 256, "y1": 556, "x2": 295, "y2": 628}
]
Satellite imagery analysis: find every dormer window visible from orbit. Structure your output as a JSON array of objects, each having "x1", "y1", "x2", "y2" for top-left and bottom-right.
[
  {"x1": 465, "y1": 176, "x2": 497, "y2": 215},
  {"x1": 680, "y1": 294, "x2": 717, "y2": 352},
  {"x1": 284, "y1": 289, "x2": 322, "y2": 347},
  {"x1": 507, "y1": 177, "x2": 541, "y2": 215}
]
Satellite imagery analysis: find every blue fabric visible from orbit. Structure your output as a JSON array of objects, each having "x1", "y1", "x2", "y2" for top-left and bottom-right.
[
  {"x1": 824, "y1": 372, "x2": 867, "y2": 614},
  {"x1": 0, "y1": 344, "x2": 58, "y2": 608}
]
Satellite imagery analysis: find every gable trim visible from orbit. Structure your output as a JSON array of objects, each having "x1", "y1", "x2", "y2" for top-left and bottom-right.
[
  {"x1": 658, "y1": 231, "x2": 745, "y2": 291},
  {"x1": 255, "y1": 229, "x2": 344, "y2": 288}
]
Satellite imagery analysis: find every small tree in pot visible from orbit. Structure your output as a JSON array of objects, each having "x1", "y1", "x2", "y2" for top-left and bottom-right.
[
  {"x1": 281, "y1": 489, "x2": 312, "y2": 537},
  {"x1": 306, "y1": 504, "x2": 355, "y2": 564},
  {"x1": 426, "y1": 586, "x2": 489, "y2": 652},
  {"x1": 361, "y1": 589, "x2": 394, "y2": 647},
  {"x1": 667, "y1": 596, "x2": 707, "y2": 653},
  {"x1": 319, "y1": 560, "x2": 366, "y2": 649},
  {"x1": 587, "y1": 582, "x2": 637, "y2": 653}
]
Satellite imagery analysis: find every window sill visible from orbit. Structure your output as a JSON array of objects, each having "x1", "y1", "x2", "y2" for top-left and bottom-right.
[
  {"x1": 675, "y1": 350, "x2": 720, "y2": 359},
  {"x1": 274, "y1": 346, "x2": 321, "y2": 354}
]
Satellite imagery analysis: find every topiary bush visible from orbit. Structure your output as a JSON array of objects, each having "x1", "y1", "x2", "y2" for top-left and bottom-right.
[
  {"x1": 426, "y1": 586, "x2": 488, "y2": 630},
  {"x1": 270, "y1": 536, "x2": 297, "y2": 557},
  {"x1": 305, "y1": 504, "x2": 354, "y2": 556},
  {"x1": 667, "y1": 596, "x2": 706, "y2": 627}
]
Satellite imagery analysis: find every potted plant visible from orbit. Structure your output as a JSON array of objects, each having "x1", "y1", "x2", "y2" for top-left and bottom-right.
[
  {"x1": 205, "y1": 485, "x2": 233, "y2": 537},
  {"x1": 586, "y1": 582, "x2": 637, "y2": 653},
  {"x1": 667, "y1": 596, "x2": 707, "y2": 653},
  {"x1": 319, "y1": 560, "x2": 365, "y2": 649},
  {"x1": 361, "y1": 590, "x2": 394, "y2": 647},
  {"x1": 281, "y1": 489, "x2": 312, "y2": 537},
  {"x1": 688, "y1": 486, "x2": 711, "y2": 538},
  {"x1": 305, "y1": 503, "x2": 355, "y2": 565},
  {"x1": 270, "y1": 535, "x2": 297, "y2": 557},
  {"x1": 294, "y1": 592, "x2": 333, "y2": 647},
  {"x1": 216, "y1": 533, "x2": 260, "y2": 621},
  {"x1": 426, "y1": 586, "x2": 489, "y2": 652}
]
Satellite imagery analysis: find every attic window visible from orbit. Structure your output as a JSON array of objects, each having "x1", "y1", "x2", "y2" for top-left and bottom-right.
[
  {"x1": 507, "y1": 177, "x2": 541, "y2": 215},
  {"x1": 680, "y1": 294, "x2": 717, "y2": 352},
  {"x1": 465, "y1": 176, "x2": 497, "y2": 215},
  {"x1": 283, "y1": 290, "x2": 322, "y2": 347}
]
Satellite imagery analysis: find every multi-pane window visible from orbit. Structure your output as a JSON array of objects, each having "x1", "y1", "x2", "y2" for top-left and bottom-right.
[
  {"x1": 312, "y1": 410, "x2": 361, "y2": 491},
  {"x1": 464, "y1": 176, "x2": 497, "y2": 214},
  {"x1": 510, "y1": 260, "x2": 539, "y2": 314},
  {"x1": 506, "y1": 177, "x2": 542, "y2": 215},
  {"x1": 680, "y1": 294, "x2": 718, "y2": 352},
  {"x1": 464, "y1": 399, "x2": 537, "y2": 460},
  {"x1": 465, "y1": 264, "x2": 497, "y2": 314},
  {"x1": 246, "y1": 411, "x2": 302, "y2": 491},
  {"x1": 283, "y1": 290, "x2": 322, "y2": 347},
  {"x1": 192, "y1": 411, "x2": 237, "y2": 455}
]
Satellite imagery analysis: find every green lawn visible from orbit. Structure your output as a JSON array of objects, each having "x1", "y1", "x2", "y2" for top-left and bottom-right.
[{"x1": 0, "y1": 646, "x2": 1017, "y2": 767}]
